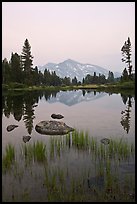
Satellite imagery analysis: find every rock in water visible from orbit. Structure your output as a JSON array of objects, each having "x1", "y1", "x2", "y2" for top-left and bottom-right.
[
  {"x1": 7, "y1": 125, "x2": 19, "y2": 132},
  {"x1": 100, "y1": 138, "x2": 110, "y2": 145},
  {"x1": 51, "y1": 114, "x2": 64, "y2": 119},
  {"x1": 23, "y1": 136, "x2": 31, "y2": 143},
  {"x1": 35, "y1": 120, "x2": 74, "y2": 135}
]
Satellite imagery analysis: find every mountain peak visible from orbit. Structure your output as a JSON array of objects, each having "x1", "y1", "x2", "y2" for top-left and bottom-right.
[
  {"x1": 62, "y1": 59, "x2": 80, "y2": 64},
  {"x1": 38, "y1": 59, "x2": 121, "y2": 81}
]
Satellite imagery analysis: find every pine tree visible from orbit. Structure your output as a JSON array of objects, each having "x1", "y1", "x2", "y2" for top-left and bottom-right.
[
  {"x1": 121, "y1": 68, "x2": 128, "y2": 81},
  {"x1": 72, "y1": 76, "x2": 78, "y2": 85},
  {"x1": 10, "y1": 52, "x2": 23, "y2": 83},
  {"x1": 21, "y1": 39, "x2": 34, "y2": 85},
  {"x1": 93, "y1": 72, "x2": 97, "y2": 84},
  {"x1": 2, "y1": 58, "x2": 11, "y2": 84},
  {"x1": 121, "y1": 37, "x2": 133, "y2": 79},
  {"x1": 107, "y1": 71, "x2": 114, "y2": 83},
  {"x1": 44, "y1": 68, "x2": 51, "y2": 85},
  {"x1": 32, "y1": 66, "x2": 40, "y2": 85}
]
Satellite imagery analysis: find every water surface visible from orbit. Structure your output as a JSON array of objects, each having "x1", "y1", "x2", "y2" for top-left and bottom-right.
[
  {"x1": 2, "y1": 89, "x2": 135, "y2": 202},
  {"x1": 2, "y1": 89, "x2": 135, "y2": 148}
]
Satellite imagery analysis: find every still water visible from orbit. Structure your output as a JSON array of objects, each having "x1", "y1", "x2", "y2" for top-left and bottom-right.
[
  {"x1": 2, "y1": 89, "x2": 135, "y2": 147},
  {"x1": 2, "y1": 89, "x2": 135, "y2": 202}
]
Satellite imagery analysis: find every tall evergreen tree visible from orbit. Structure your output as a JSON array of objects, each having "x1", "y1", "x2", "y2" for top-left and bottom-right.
[
  {"x1": 121, "y1": 68, "x2": 128, "y2": 81},
  {"x1": 2, "y1": 58, "x2": 11, "y2": 84},
  {"x1": 38, "y1": 70, "x2": 44, "y2": 85},
  {"x1": 72, "y1": 76, "x2": 78, "y2": 85},
  {"x1": 82, "y1": 77, "x2": 85, "y2": 84},
  {"x1": 10, "y1": 52, "x2": 23, "y2": 83},
  {"x1": 107, "y1": 71, "x2": 114, "y2": 83},
  {"x1": 92, "y1": 72, "x2": 98, "y2": 83},
  {"x1": 51, "y1": 71, "x2": 61, "y2": 86},
  {"x1": 33, "y1": 66, "x2": 40, "y2": 85},
  {"x1": 62, "y1": 76, "x2": 71, "y2": 86},
  {"x1": 21, "y1": 39, "x2": 34, "y2": 85},
  {"x1": 44, "y1": 68, "x2": 51, "y2": 85},
  {"x1": 98, "y1": 74, "x2": 106, "y2": 84},
  {"x1": 84, "y1": 74, "x2": 93, "y2": 84},
  {"x1": 121, "y1": 37, "x2": 133, "y2": 79}
]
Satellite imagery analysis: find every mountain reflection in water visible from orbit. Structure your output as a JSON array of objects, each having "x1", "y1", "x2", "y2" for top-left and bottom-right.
[
  {"x1": 2, "y1": 89, "x2": 135, "y2": 136},
  {"x1": 47, "y1": 90, "x2": 106, "y2": 106}
]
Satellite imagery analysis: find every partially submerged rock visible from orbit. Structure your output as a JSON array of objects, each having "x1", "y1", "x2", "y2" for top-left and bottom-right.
[
  {"x1": 7, "y1": 125, "x2": 19, "y2": 132},
  {"x1": 23, "y1": 135, "x2": 31, "y2": 143},
  {"x1": 51, "y1": 114, "x2": 64, "y2": 119},
  {"x1": 100, "y1": 138, "x2": 110, "y2": 145},
  {"x1": 35, "y1": 120, "x2": 74, "y2": 135}
]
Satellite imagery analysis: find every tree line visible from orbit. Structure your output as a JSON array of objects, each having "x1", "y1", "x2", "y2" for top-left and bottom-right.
[{"x1": 2, "y1": 38, "x2": 134, "y2": 88}]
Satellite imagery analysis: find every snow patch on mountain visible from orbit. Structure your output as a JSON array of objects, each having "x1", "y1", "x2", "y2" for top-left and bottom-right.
[{"x1": 38, "y1": 59, "x2": 121, "y2": 81}]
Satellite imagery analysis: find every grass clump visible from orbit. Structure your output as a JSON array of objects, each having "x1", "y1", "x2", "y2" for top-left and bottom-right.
[
  {"x1": 33, "y1": 141, "x2": 47, "y2": 162},
  {"x1": 2, "y1": 144, "x2": 15, "y2": 172},
  {"x1": 21, "y1": 141, "x2": 47, "y2": 163}
]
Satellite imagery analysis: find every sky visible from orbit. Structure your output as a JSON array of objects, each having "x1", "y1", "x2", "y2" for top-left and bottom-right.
[{"x1": 2, "y1": 2, "x2": 135, "y2": 73}]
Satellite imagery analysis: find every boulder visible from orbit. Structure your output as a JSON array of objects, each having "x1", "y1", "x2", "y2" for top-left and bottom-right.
[
  {"x1": 7, "y1": 125, "x2": 19, "y2": 132},
  {"x1": 35, "y1": 120, "x2": 74, "y2": 135},
  {"x1": 51, "y1": 114, "x2": 64, "y2": 119},
  {"x1": 23, "y1": 136, "x2": 31, "y2": 143}
]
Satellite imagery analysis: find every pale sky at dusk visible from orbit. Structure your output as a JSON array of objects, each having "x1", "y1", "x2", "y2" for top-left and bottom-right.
[{"x1": 2, "y1": 2, "x2": 135, "y2": 73}]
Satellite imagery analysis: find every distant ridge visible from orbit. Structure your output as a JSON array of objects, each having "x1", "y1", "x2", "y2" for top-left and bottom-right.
[{"x1": 38, "y1": 59, "x2": 121, "y2": 81}]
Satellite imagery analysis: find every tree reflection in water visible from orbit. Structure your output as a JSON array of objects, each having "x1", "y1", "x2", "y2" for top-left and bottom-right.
[
  {"x1": 120, "y1": 94, "x2": 134, "y2": 134},
  {"x1": 2, "y1": 90, "x2": 135, "y2": 136},
  {"x1": 2, "y1": 90, "x2": 59, "y2": 135},
  {"x1": 23, "y1": 103, "x2": 35, "y2": 135}
]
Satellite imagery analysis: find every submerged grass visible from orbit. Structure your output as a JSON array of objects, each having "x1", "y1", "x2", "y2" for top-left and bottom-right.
[
  {"x1": 70, "y1": 130, "x2": 134, "y2": 161},
  {"x1": 21, "y1": 141, "x2": 47, "y2": 163},
  {"x1": 2, "y1": 130, "x2": 135, "y2": 202},
  {"x1": 2, "y1": 144, "x2": 15, "y2": 172},
  {"x1": 107, "y1": 138, "x2": 134, "y2": 160},
  {"x1": 21, "y1": 144, "x2": 33, "y2": 165},
  {"x1": 71, "y1": 130, "x2": 91, "y2": 149},
  {"x1": 33, "y1": 141, "x2": 47, "y2": 162}
]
